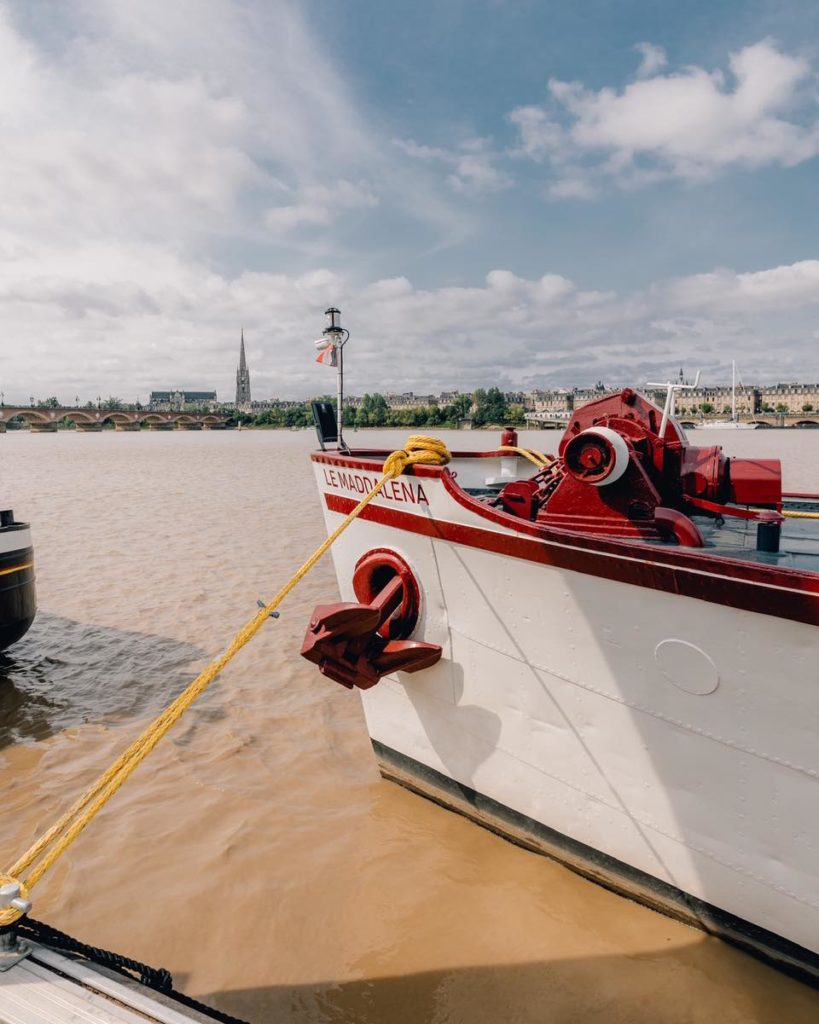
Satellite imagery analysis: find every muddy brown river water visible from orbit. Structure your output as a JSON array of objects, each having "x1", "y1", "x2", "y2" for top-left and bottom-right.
[{"x1": 1, "y1": 427, "x2": 817, "y2": 1023}]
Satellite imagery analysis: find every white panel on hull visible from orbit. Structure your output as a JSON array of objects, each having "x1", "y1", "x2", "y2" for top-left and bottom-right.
[
  {"x1": 433, "y1": 541, "x2": 819, "y2": 778},
  {"x1": 0, "y1": 527, "x2": 32, "y2": 555},
  {"x1": 364, "y1": 677, "x2": 819, "y2": 955},
  {"x1": 361, "y1": 677, "x2": 679, "y2": 886}
]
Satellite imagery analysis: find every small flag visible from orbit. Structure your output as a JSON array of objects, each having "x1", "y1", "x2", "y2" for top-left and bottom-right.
[{"x1": 314, "y1": 337, "x2": 337, "y2": 367}]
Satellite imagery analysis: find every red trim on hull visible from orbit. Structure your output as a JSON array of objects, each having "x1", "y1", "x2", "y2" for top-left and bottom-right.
[
  {"x1": 319, "y1": 478, "x2": 819, "y2": 628},
  {"x1": 314, "y1": 451, "x2": 819, "y2": 582},
  {"x1": 434, "y1": 467, "x2": 819, "y2": 596}
]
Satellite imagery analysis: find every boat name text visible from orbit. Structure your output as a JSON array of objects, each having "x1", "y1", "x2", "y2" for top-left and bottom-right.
[{"x1": 323, "y1": 468, "x2": 429, "y2": 506}]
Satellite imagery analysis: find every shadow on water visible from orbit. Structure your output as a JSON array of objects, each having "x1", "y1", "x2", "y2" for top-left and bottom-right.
[
  {"x1": 196, "y1": 944, "x2": 819, "y2": 1024},
  {"x1": 0, "y1": 612, "x2": 205, "y2": 749}
]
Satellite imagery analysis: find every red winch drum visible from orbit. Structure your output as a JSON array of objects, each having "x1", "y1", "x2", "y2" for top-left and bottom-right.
[
  {"x1": 352, "y1": 549, "x2": 421, "y2": 640},
  {"x1": 563, "y1": 426, "x2": 631, "y2": 487}
]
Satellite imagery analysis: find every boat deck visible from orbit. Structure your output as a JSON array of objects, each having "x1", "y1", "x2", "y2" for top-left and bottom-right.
[
  {"x1": 0, "y1": 944, "x2": 220, "y2": 1024},
  {"x1": 691, "y1": 506, "x2": 819, "y2": 572},
  {"x1": 463, "y1": 485, "x2": 819, "y2": 573}
]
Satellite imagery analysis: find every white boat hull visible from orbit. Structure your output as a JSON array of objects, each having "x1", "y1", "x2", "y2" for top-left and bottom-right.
[
  {"x1": 695, "y1": 421, "x2": 758, "y2": 429},
  {"x1": 312, "y1": 452, "x2": 819, "y2": 979}
]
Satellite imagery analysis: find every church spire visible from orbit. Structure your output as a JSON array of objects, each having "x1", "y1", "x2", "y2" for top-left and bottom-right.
[{"x1": 235, "y1": 328, "x2": 251, "y2": 408}]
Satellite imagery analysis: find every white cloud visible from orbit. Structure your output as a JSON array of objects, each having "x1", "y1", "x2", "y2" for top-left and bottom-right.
[
  {"x1": 547, "y1": 177, "x2": 598, "y2": 200},
  {"x1": 264, "y1": 181, "x2": 379, "y2": 230},
  {"x1": 393, "y1": 140, "x2": 449, "y2": 161},
  {"x1": 635, "y1": 42, "x2": 668, "y2": 78},
  {"x1": 0, "y1": 0, "x2": 466, "y2": 272},
  {"x1": 507, "y1": 106, "x2": 567, "y2": 160},
  {"x1": 509, "y1": 40, "x2": 819, "y2": 190},
  {"x1": 3, "y1": 254, "x2": 818, "y2": 403},
  {"x1": 395, "y1": 136, "x2": 513, "y2": 195},
  {"x1": 0, "y1": 1, "x2": 383, "y2": 249},
  {"x1": 662, "y1": 260, "x2": 819, "y2": 311}
]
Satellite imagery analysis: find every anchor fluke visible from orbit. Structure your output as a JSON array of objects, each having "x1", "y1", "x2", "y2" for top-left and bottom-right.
[{"x1": 301, "y1": 569, "x2": 442, "y2": 689}]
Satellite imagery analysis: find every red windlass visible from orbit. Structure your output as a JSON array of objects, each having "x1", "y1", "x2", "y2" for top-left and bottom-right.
[{"x1": 495, "y1": 388, "x2": 783, "y2": 545}]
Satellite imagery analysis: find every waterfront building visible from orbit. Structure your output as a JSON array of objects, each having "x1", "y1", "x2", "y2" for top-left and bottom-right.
[
  {"x1": 757, "y1": 383, "x2": 819, "y2": 414},
  {"x1": 526, "y1": 385, "x2": 609, "y2": 416},
  {"x1": 528, "y1": 389, "x2": 573, "y2": 415},
  {"x1": 438, "y1": 391, "x2": 466, "y2": 405},
  {"x1": 574, "y1": 384, "x2": 611, "y2": 410},
  {"x1": 503, "y1": 391, "x2": 528, "y2": 405},
  {"x1": 673, "y1": 386, "x2": 756, "y2": 418},
  {"x1": 149, "y1": 390, "x2": 218, "y2": 411},
  {"x1": 521, "y1": 382, "x2": 819, "y2": 422},
  {"x1": 236, "y1": 329, "x2": 252, "y2": 409},
  {"x1": 385, "y1": 392, "x2": 438, "y2": 410},
  {"x1": 249, "y1": 398, "x2": 303, "y2": 411}
]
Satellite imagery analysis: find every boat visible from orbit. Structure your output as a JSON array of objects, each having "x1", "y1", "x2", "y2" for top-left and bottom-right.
[
  {"x1": 0, "y1": 507, "x2": 36, "y2": 650},
  {"x1": 303, "y1": 384, "x2": 819, "y2": 983},
  {"x1": 699, "y1": 360, "x2": 757, "y2": 429}
]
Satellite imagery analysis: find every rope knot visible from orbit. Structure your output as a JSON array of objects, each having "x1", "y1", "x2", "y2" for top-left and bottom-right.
[
  {"x1": 383, "y1": 435, "x2": 450, "y2": 479},
  {"x1": 382, "y1": 448, "x2": 410, "y2": 479},
  {"x1": 0, "y1": 872, "x2": 31, "y2": 927}
]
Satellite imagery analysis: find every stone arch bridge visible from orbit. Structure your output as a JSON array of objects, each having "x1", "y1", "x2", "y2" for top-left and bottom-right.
[
  {"x1": 0, "y1": 406, "x2": 229, "y2": 433},
  {"x1": 678, "y1": 415, "x2": 819, "y2": 429}
]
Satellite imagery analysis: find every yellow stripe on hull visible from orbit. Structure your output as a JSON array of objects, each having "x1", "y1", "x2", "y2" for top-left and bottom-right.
[{"x1": 0, "y1": 561, "x2": 33, "y2": 578}]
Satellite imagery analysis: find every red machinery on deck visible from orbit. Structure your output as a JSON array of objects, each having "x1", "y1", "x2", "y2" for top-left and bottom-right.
[{"x1": 499, "y1": 389, "x2": 782, "y2": 544}]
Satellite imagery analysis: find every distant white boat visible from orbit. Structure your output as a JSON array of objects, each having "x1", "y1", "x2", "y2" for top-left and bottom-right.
[
  {"x1": 697, "y1": 361, "x2": 758, "y2": 429},
  {"x1": 704, "y1": 420, "x2": 758, "y2": 430}
]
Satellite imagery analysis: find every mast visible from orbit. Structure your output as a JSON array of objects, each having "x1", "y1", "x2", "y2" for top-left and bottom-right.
[
  {"x1": 322, "y1": 308, "x2": 348, "y2": 451},
  {"x1": 731, "y1": 360, "x2": 736, "y2": 424}
]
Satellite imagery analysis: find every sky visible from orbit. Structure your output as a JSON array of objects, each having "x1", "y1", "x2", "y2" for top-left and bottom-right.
[{"x1": 1, "y1": 0, "x2": 819, "y2": 404}]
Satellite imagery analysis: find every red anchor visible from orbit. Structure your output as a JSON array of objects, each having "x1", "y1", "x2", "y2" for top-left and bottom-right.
[{"x1": 300, "y1": 573, "x2": 442, "y2": 690}]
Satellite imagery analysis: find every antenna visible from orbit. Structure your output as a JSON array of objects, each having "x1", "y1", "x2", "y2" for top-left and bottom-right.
[{"x1": 646, "y1": 371, "x2": 701, "y2": 439}]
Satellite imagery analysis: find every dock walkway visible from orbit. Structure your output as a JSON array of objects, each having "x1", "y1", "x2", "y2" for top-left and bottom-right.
[{"x1": 0, "y1": 944, "x2": 221, "y2": 1024}]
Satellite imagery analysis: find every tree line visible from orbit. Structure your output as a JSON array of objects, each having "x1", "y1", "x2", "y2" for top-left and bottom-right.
[
  {"x1": 240, "y1": 387, "x2": 527, "y2": 429},
  {"x1": 17, "y1": 388, "x2": 529, "y2": 429}
]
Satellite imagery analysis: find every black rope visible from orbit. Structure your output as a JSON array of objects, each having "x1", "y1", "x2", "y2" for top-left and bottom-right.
[
  {"x1": 151, "y1": 985, "x2": 254, "y2": 1024},
  {"x1": 16, "y1": 918, "x2": 252, "y2": 1024},
  {"x1": 18, "y1": 918, "x2": 173, "y2": 992}
]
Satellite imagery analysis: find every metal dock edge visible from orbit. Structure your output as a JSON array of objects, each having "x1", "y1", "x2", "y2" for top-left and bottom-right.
[{"x1": 0, "y1": 944, "x2": 222, "y2": 1024}]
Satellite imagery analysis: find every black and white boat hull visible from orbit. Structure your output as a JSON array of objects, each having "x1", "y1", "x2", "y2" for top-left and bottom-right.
[{"x1": 0, "y1": 513, "x2": 36, "y2": 651}]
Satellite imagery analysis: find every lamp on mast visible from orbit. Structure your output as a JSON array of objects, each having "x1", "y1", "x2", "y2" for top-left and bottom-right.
[{"x1": 322, "y1": 307, "x2": 349, "y2": 450}]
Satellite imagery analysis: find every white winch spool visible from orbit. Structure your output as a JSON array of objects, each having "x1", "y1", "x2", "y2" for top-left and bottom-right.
[{"x1": 564, "y1": 426, "x2": 631, "y2": 486}]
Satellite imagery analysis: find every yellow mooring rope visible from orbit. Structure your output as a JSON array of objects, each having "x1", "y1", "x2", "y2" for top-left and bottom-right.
[
  {"x1": 0, "y1": 435, "x2": 451, "y2": 926},
  {"x1": 497, "y1": 446, "x2": 553, "y2": 470},
  {"x1": 782, "y1": 509, "x2": 819, "y2": 519}
]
